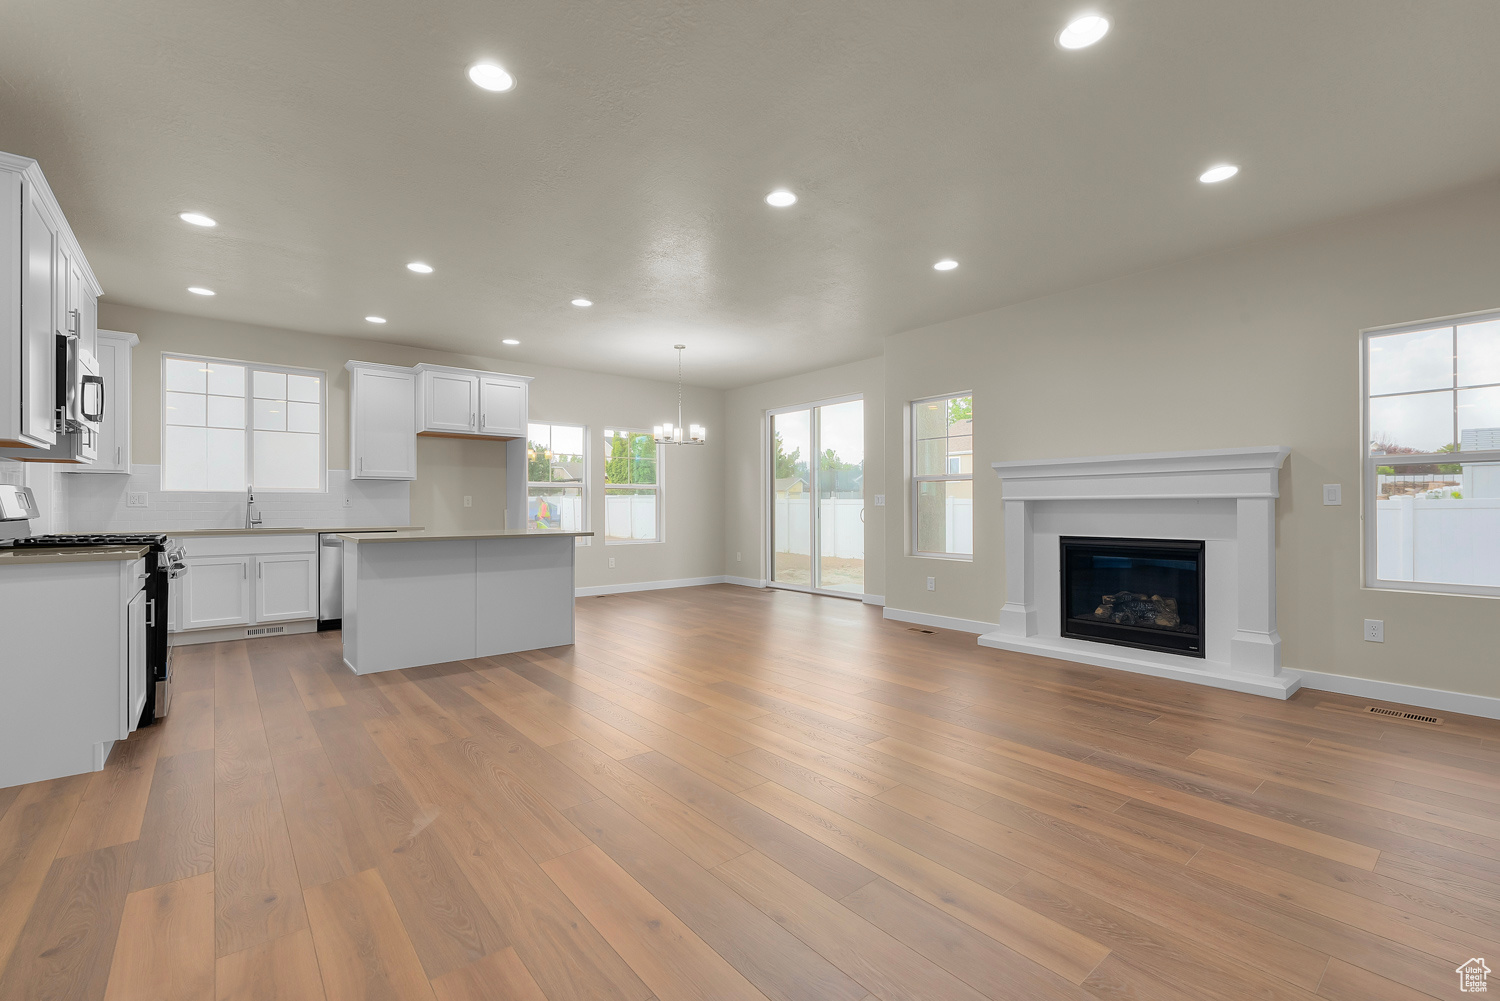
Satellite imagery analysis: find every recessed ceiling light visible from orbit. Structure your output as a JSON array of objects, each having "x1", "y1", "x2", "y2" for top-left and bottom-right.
[
  {"x1": 765, "y1": 189, "x2": 797, "y2": 208},
  {"x1": 467, "y1": 62, "x2": 515, "y2": 92},
  {"x1": 571, "y1": 298, "x2": 593, "y2": 307},
  {"x1": 365, "y1": 316, "x2": 387, "y2": 324},
  {"x1": 406, "y1": 262, "x2": 433, "y2": 274},
  {"x1": 934, "y1": 259, "x2": 959, "y2": 271},
  {"x1": 187, "y1": 286, "x2": 215, "y2": 296},
  {"x1": 1199, "y1": 163, "x2": 1240, "y2": 183},
  {"x1": 179, "y1": 212, "x2": 217, "y2": 227},
  {"x1": 1058, "y1": 14, "x2": 1110, "y2": 49},
  {"x1": 502, "y1": 338, "x2": 520, "y2": 346}
]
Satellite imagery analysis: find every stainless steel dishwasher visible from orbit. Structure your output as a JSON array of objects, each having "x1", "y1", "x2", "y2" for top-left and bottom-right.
[{"x1": 318, "y1": 533, "x2": 343, "y2": 627}]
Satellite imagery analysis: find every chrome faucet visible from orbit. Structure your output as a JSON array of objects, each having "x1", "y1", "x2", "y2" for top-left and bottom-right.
[{"x1": 246, "y1": 484, "x2": 262, "y2": 529}]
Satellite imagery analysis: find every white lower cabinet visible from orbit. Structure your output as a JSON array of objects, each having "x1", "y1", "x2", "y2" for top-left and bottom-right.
[
  {"x1": 172, "y1": 533, "x2": 320, "y2": 638},
  {"x1": 126, "y1": 588, "x2": 148, "y2": 734},
  {"x1": 180, "y1": 556, "x2": 252, "y2": 629},
  {"x1": 255, "y1": 553, "x2": 317, "y2": 621}
]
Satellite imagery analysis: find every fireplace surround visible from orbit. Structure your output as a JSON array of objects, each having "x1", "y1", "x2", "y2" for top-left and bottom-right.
[{"x1": 978, "y1": 447, "x2": 1298, "y2": 698}]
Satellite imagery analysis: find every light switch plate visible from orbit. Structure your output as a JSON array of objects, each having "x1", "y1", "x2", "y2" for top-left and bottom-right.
[
  {"x1": 126, "y1": 492, "x2": 148, "y2": 508},
  {"x1": 1364, "y1": 618, "x2": 1384, "y2": 642},
  {"x1": 1322, "y1": 484, "x2": 1342, "y2": 506},
  {"x1": 874, "y1": 494, "x2": 886, "y2": 506}
]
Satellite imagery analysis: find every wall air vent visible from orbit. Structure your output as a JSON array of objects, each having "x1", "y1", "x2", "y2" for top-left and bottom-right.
[
  {"x1": 245, "y1": 626, "x2": 286, "y2": 637},
  {"x1": 1368, "y1": 705, "x2": 1441, "y2": 725}
]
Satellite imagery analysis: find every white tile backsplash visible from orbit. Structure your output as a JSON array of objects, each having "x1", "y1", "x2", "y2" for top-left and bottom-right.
[
  {"x1": 1, "y1": 459, "x2": 70, "y2": 535},
  {"x1": 63, "y1": 464, "x2": 410, "y2": 531}
]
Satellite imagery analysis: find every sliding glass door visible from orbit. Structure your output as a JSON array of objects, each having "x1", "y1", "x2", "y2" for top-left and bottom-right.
[{"x1": 769, "y1": 397, "x2": 864, "y2": 596}]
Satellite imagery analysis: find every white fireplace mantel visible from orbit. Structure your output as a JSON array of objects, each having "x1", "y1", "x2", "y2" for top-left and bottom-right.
[{"x1": 977, "y1": 446, "x2": 1299, "y2": 698}]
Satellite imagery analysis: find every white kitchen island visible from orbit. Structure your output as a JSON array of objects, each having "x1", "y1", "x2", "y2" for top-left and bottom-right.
[{"x1": 339, "y1": 529, "x2": 591, "y2": 674}]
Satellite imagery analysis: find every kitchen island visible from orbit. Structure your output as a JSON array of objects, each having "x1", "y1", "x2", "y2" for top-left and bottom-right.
[{"x1": 338, "y1": 529, "x2": 591, "y2": 674}]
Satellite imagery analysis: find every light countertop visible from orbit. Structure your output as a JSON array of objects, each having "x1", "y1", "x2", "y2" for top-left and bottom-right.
[
  {"x1": 338, "y1": 529, "x2": 593, "y2": 542},
  {"x1": 143, "y1": 526, "x2": 416, "y2": 538},
  {"x1": 0, "y1": 545, "x2": 150, "y2": 565}
]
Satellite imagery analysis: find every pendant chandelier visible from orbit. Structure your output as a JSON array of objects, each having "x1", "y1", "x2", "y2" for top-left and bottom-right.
[{"x1": 654, "y1": 345, "x2": 707, "y2": 445}]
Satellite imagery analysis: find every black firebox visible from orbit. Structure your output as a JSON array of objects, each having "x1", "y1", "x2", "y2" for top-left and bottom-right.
[{"x1": 1059, "y1": 536, "x2": 1205, "y2": 657}]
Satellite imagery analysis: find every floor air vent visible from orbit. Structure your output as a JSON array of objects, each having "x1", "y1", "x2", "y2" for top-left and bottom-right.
[
  {"x1": 1368, "y1": 705, "x2": 1441, "y2": 725},
  {"x1": 907, "y1": 627, "x2": 936, "y2": 634}
]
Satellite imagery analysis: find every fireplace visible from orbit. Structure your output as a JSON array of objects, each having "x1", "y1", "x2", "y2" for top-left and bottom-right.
[{"x1": 1059, "y1": 536, "x2": 1205, "y2": 657}]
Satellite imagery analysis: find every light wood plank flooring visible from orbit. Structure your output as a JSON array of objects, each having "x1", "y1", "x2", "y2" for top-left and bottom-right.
[{"x1": 2, "y1": 584, "x2": 1498, "y2": 1000}]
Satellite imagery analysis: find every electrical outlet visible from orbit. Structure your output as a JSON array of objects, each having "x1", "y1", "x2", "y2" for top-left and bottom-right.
[
  {"x1": 608, "y1": 557, "x2": 616, "y2": 569},
  {"x1": 736, "y1": 552, "x2": 742, "y2": 562},
  {"x1": 1364, "y1": 618, "x2": 1384, "y2": 642},
  {"x1": 343, "y1": 496, "x2": 352, "y2": 508},
  {"x1": 926, "y1": 576, "x2": 936, "y2": 592},
  {"x1": 126, "y1": 492, "x2": 148, "y2": 508},
  {"x1": 1322, "y1": 484, "x2": 1342, "y2": 506},
  {"x1": 463, "y1": 495, "x2": 473, "y2": 508},
  {"x1": 874, "y1": 494, "x2": 886, "y2": 506}
]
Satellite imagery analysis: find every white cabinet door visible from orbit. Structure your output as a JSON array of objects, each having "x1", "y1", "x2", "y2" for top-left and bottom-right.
[
  {"x1": 424, "y1": 371, "x2": 477, "y2": 433},
  {"x1": 84, "y1": 333, "x2": 131, "y2": 473},
  {"x1": 181, "y1": 556, "x2": 252, "y2": 629},
  {"x1": 351, "y1": 365, "x2": 415, "y2": 479},
  {"x1": 255, "y1": 553, "x2": 318, "y2": 622},
  {"x1": 479, "y1": 377, "x2": 527, "y2": 437},
  {"x1": 126, "y1": 588, "x2": 147, "y2": 734},
  {"x1": 19, "y1": 177, "x2": 59, "y2": 447}
]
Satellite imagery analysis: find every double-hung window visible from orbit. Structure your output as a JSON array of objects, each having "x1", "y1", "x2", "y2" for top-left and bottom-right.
[
  {"x1": 162, "y1": 354, "x2": 325, "y2": 491},
  {"x1": 912, "y1": 394, "x2": 973, "y2": 557},
  {"x1": 603, "y1": 429, "x2": 662, "y2": 543},
  {"x1": 1364, "y1": 313, "x2": 1500, "y2": 594},
  {"x1": 527, "y1": 422, "x2": 588, "y2": 539}
]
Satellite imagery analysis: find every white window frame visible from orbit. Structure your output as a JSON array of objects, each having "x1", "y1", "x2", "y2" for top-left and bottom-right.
[
  {"x1": 160, "y1": 352, "x2": 328, "y2": 493},
  {"x1": 1362, "y1": 309, "x2": 1500, "y2": 597},
  {"x1": 603, "y1": 427, "x2": 664, "y2": 545},
  {"x1": 911, "y1": 392, "x2": 973, "y2": 561},
  {"x1": 526, "y1": 421, "x2": 590, "y2": 545}
]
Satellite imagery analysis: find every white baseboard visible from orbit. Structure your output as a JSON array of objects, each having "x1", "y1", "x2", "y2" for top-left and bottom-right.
[
  {"x1": 1297, "y1": 669, "x2": 1500, "y2": 722},
  {"x1": 862, "y1": 594, "x2": 886, "y2": 607},
  {"x1": 882, "y1": 606, "x2": 999, "y2": 635},
  {"x1": 724, "y1": 576, "x2": 768, "y2": 589},
  {"x1": 576, "y1": 575, "x2": 730, "y2": 597}
]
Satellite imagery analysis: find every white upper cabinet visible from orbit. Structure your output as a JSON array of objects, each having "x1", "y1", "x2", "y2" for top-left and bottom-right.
[
  {"x1": 414, "y1": 363, "x2": 530, "y2": 440},
  {"x1": 347, "y1": 361, "x2": 416, "y2": 480},
  {"x1": 423, "y1": 369, "x2": 478, "y2": 433},
  {"x1": 0, "y1": 152, "x2": 102, "y2": 456},
  {"x1": 480, "y1": 375, "x2": 527, "y2": 437},
  {"x1": 72, "y1": 329, "x2": 136, "y2": 473}
]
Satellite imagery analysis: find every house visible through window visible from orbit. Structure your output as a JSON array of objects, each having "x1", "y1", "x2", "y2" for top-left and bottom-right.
[
  {"x1": 162, "y1": 354, "x2": 325, "y2": 491},
  {"x1": 527, "y1": 422, "x2": 587, "y2": 537},
  {"x1": 604, "y1": 429, "x2": 662, "y2": 543},
  {"x1": 912, "y1": 394, "x2": 973, "y2": 557},
  {"x1": 1365, "y1": 314, "x2": 1500, "y2": 595}
]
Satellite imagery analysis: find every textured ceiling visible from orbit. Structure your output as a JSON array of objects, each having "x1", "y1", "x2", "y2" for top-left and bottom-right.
[{"x1": 4, "y1": 1, "x2": 1500, "y2": 387}]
